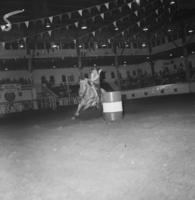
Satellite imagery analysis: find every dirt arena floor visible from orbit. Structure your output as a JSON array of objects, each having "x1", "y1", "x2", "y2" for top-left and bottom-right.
[{"x1": 0, "y1": 94, "x2": 195, "y2": 200}]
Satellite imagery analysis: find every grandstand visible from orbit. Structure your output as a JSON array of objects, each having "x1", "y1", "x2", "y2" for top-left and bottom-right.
[
  {"x1": 0, "y1": 0, "x2": 194, "y2": 113},
  {"x1": 0, "y1": 0, "x2": 195, "y2": 199}
]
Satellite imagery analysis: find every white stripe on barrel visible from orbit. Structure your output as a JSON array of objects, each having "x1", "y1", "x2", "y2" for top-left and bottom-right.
[
  {"x1": 102, "y1": 91, "x2": 123, "y2": 121},
  {"x1": 103, "y1": 101, "x2": 123, "y2": 113}
]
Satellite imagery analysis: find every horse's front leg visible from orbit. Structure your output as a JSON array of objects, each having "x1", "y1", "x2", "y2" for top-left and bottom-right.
[{"x1": 72, "y1": 102, "x2": 83, "y2": 120}]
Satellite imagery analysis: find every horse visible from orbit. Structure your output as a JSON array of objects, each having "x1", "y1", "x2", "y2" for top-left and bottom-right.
[{"x1": 72, "y1": 78, "x2": 105, "y2": 120}]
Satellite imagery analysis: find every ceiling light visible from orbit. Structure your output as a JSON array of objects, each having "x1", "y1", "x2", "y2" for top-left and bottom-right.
[
  {"x1": 45, "y1": 23, "x2": 51, "y2": 28},
  {"x1": 168, "y1": 29, "x2": 172, "y2": 32},
  {"x1": 142, "y1": 43, "x2": 146, "y2": 47},
  {"x1": 169, "y1": 53, "x2": 173, "y2": 57},
  {"x1": 170, "y1": 1, "x2": 175, "y2": 5},
  {"x1": 188, "y1": 29, "x2": 193, "y2": 33},
  {"x1": 81, "y1": 25, "x2": 87, "y2": 30},
  {"x1": 52, "y1": 44, "x2": 58, "y2": 48},
  {"x1": 19, "y1": 44, "x2": 24, "y2": 48},
  {"x1": 123, "y1": 61, "x2": 127, "y2": 66},
  {"x1": 143, "y1": 27, "x2": 148, "y2": 32}
]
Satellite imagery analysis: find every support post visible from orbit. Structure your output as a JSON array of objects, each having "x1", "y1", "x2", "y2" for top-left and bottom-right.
[
  {"x1": 148, "y1": 41, "x2": 155, "y2": 78},
  {"x1": 76, "y1": 39, "x2": 83, "y2": 78},
  {"x1": 26, "y1": 38, "x2": 34, "y2": 85},
  {"x1": 180, "y1": 23, "x2": 191, "y2": 82},
  {"x1": 113, "y1": 41, "x2": 121, "y2": 90}
]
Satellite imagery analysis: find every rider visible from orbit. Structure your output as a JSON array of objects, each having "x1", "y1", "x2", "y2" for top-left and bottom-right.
[
  {"x1": 72, "y1": 67, "x2": 103, "y2": 119},
  {"x1": 89, "y1": 66, "x2": 102, "y2": 97}
]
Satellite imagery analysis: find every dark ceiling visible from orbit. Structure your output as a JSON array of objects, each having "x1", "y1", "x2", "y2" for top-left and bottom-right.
[
  {"x1": 0, "y1": 0, "x2": 108, "y2": 20},
  {"x1": 0, "y1": 0, "x2": 194, "y2": 51},
  {"x1": 0, "y1": 0, "x2": 194, "y2": 64},
  {"x1": 0, "y1": 0, "x2": 194, "y2": 23}
]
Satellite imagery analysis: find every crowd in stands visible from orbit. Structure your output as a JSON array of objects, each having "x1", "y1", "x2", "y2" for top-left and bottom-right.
[
  {"x1": 1, "y1": 62, "x2": 194, "y2": 96},
  {"x1": 43, "y1": 66, "x2": 188, "y2": 97},
  {"x1": 44, "y1": 83, "x2": 79, "y2": 98},
  {"x1": 0, "y1": 77, "x2": 32, "y2": 85},
  {"x1": 40, "y1": 62, "x2": 195, "y2": 97},
  {"x1": 120, "y1": 64, "x2": 187, "y2": 90}
]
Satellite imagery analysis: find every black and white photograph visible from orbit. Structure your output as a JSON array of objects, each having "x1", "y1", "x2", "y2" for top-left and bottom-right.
[{"x1": 0, "y1": 0, "x2": 195, "y2": 199}]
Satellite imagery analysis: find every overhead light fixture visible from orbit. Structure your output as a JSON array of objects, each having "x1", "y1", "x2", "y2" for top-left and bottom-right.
[
  {"x1": 170, "y1": 1, "x2": 175, "y2": 5},
  {"x1": 19, "y1": 44, "x2": 24, "y2": 48},
  {"x1": 188, "y1": 29, "x2": 193, "y2": 33},
  {"x1": 142, "y1": 43, "x2": 146, "y2": 47},
  {"x1": 81, "y1": 25, "x2": 87, "y2": 30},
  {"x1": 169, "y1": 53, "x2": 173, "y2": 57},
  {"x1": 51, "y1": 44, "x2": 58, "y2": 48},
  {"x1": 45, "y1": 23, "x2": 51, "y2": 28},
  {"x1": 114, "y1": 26, "x2": 119, "y2": 31},
  {"x1": 123, "y1": 61, "x2": 127, "y2": 66},
  {"x1": 168, "y1": 28, "x2": 172, "y2": 32},
  {"x1": 143, "y1": 27, "x2": 148, "y2": 32},
  {"x1": 102, "y1": 44, "x2": 107, "y2": 47}
]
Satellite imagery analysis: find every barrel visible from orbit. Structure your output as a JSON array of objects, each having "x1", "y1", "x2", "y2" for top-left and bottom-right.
[{"x1": 102, "y1": 91, "x2": 123, "y2": 121}]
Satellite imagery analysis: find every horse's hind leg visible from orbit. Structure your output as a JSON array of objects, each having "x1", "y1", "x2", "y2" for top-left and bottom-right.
[{"x1": 83, "y1": 102, "x2": 92, "y2": 111}]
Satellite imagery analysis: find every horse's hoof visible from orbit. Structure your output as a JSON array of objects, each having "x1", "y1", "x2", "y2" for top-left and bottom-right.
[{"x1": 71, "y1": 116, "x2": 76, "y2": 120}]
